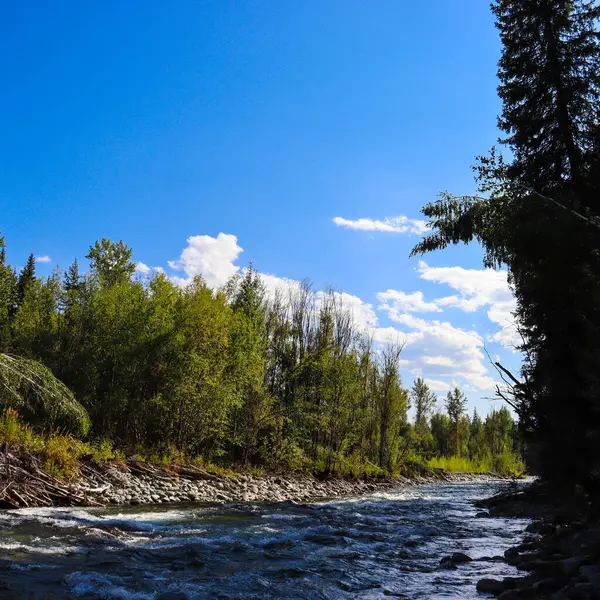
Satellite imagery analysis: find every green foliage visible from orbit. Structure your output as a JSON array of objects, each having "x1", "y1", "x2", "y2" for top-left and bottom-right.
[
  {"x1": 86, "y1": 238, "x2": 136, "y2": 288},
  {"x1": 0, "y1": 232, "x2": 525, "y2": 478},
  {"x1": 16, "y1": 254, "x2": 35, "y2": 308},
  {"x1": 411, "y1": 377, "x2": 437, "y2": 435},
  {"x1": 0, "y1": 354, "x2": 90, "y2": 437},
  {"x1": 429, "y1": 456, "x2": 490, "y2": 474},
  {"x1": 44, "y1": 433, "x2": 80, "y2": 478}
]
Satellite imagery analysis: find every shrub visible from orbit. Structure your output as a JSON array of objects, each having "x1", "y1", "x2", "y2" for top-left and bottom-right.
[
  {"x1": 0, "y1": 408, "x2": 22, "y2": 445},
  {"x1": 44, "y1": 433, "x2": 80, "y2": 478}
]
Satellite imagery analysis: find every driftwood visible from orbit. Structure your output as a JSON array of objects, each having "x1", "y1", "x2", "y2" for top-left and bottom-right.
[
  {"x1": 0, "y1": 450, "x2": 225, "y2": 509},
  {"x1": 0, "y1": 450, "x2": 106, "y2": 508}
]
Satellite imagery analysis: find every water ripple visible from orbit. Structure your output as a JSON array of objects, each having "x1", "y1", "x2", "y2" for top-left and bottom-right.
[{"x1": 0, "y1": 481, "x2": 528, "y2": 599}]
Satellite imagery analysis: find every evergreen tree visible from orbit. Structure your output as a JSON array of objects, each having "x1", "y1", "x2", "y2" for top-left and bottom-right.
[
  {"x1": 412, "y1": 0, "x2": 600, "y2": 501},
  {"x1": 86, "y1": 238, "x2": 135, "y2": 287},
  {"x1": 64, "y1": 259, "x2": 81, "y2": 293},
  {"x1": 431, "y1": 413, "x2": 451, "y2": 457},
  {"x1": 445, "y1": 387, "x2": 467, "y2": 456},
  {"x1": 0, "y1": 235, "x2": 16, "y2": 350},
  {"x1": 16, "y1": 253, "x2": 36, "y2": 307},
  {"x1": 411, "y1": 377, "x2": 437, "y2": 434},
  {"x1": 468, "y1": 409, "x2": 487, "y2": 464}
]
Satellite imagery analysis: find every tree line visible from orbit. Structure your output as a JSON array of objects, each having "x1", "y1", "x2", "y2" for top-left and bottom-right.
[{"x1": 0, "y1": 236, "x2": 521, "y2": 475}]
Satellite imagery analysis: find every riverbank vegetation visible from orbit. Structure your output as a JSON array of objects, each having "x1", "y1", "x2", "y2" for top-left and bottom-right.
[
  {"x1": 412, "y1": 0, "x2": 600, "y2": 508},
  {"x1": 0, "y1": 239, "x2": 523, "y2": 478}
]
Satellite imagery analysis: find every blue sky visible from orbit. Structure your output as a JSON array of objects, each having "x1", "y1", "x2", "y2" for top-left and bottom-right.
[{"x1": 1, "y1": 0, "x2": 518, "y2": 415}]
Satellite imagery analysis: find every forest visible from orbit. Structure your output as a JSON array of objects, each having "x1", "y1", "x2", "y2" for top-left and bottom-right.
[{"x1": 0, "y1": 238, "x2": 522, "y2": 477}]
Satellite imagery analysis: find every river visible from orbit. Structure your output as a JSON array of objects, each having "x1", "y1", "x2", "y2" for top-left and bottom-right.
[{"x1": 0, "y1": 481, "x2": 528, "y2": 599}]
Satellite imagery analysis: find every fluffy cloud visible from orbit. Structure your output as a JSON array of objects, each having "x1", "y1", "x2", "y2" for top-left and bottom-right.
[
  {"x1": 150, "y1": 231, "x2": 506, "y2": 394},
  {"x1": 417, "y1": 261, "x2": 518, "y2": 348},
  {"x1": 35, "y1": 255, "x2": 51, "y2": 264},
  {"x1": 333, "y1": 215, "x2": 428, "y2": 234},
  {"x1": 259, "y1": 272, "x2": 302, "y2": 300},
  {"x1": 168, "y1": 233, "x2": 243, "y2": 288},
  {"x1": 424, "y1": 378, "x2": 453, "y2": 393},
  {"x1": 377, "y1": 262, "x2": 518, "y2": 348},
  {"x1": 422, "y1": 355, "x2": 455, "y2": 367},
  {"x1": 377, "y1": 289, "x2": 441, "y2": 315},
  {"x1": 260, "y1": 272, "x2": 378, "y2": 332},
  {"x1": 136, "y1": 262, "x2": 166, "y2": 277},
  {"x1": 135, "y1": 262, "x2": 152, "y2": 275},
  {"x1": 316, "y1": 290, "x2": 378, "y2": 331},
  {"x1": 382, "y1": 313, "x2": 497, "y2": 391}
]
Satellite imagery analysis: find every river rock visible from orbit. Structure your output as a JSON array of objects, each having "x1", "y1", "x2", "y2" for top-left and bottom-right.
[
  {"x1": 566, "y1": 582, "x2": 596, "y2": 599},
  {"x1": 498, "y1": 590, "x2": 522, "y2": 600},
  {"x1": 534, "y1": 577, "x2": 562, "y2": 594},
  {"x1": 440, "y1": 552, "x2": 473, "y2": 568},
  {"x1": 526, "y1": 521, "x2": 555, "y2": 535},
  {"x1": 561, "y1": 556, "x2": 585, "y2": 576},
  {"x1": 477, "y1": 578, "x2": 506, "y2": 594}
]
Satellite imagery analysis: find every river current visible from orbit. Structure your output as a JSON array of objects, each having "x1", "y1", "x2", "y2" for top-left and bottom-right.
[{"x1": 0, "y1": 481, "x2": 528, "y2": 599}]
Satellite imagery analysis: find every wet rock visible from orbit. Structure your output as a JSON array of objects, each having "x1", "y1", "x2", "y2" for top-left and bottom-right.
[
  {"x1": 477, "y1": 578, "x2": 506, "y2": 594},
  {"x1": 499, "y1": 590, "x2": 522, "y2": 600},
  {"x1": 566, "y1": 582, "x2": 595, "y2": 599},
  {"x1": 477, "y1": 555, "x2": 506, "y2": 563},
  {"x1": 579, "y1": 565, "x2": 600, "y2": 587},
  {"x1": 440, "y1": 552, "x2": 472, "y2": 568},
  {"x1": 534, "y1": 577, "x2": 562, "y2": 594},
  {"x1": 526, "y1": 521, "x2": 555, "y2": 535},
  {"x1": 561, "y1": 557, "x2": 585, "y2": 577}
]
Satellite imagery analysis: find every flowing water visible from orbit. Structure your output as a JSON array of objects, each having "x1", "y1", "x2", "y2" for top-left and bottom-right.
[{"x1": 0, "y1": 481, "x2": 528, "y2": 599}]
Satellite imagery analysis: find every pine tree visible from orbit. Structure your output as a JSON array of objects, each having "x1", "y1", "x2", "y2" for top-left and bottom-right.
[
  {"x1": 412, "y1": 0, "x2": 600, "y2": 501},
  {"x1": 16, "y1": 253, "x2": 36, "y2": 307},
  {"x1": 0, "y1": 235, "x2": 16, "y2": 350},
  {"x1": 411, "y1": 377, "x2": 437, "y2": 434},
  {"x1": 64, "y1": 259, "x2": 81, "y2": 293},
  {"x1": 61, "y1": 259, "x2": 82, "y2": 311},
  {"x1": 445, "y1": 388, "x2": 467, "y2": 456},
  {"x1": 493, "y1": 0, "x2": 600, "y2": 197}
]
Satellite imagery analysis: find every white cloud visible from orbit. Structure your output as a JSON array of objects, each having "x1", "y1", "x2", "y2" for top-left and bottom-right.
[
  {"x1": 333, "y1": 215, "x2": 428, "y2": 235},
  {"x1": 383, "y1": 313, "x2": 497, "y2": 391},
  {"x1": 146, "y1": 232, "x2": 507, "y2": 395},
  {"x1": 422, "y1": 355, "x2": 455, "y2": 367},
  {"x1": 417, "y1": 261, "x2": 519, "y2": 348},
  {"x1": 424, "y1": 378, "x2": 452, "y2": 393},
  {"x1": 168, "y1": 233, "x2": 243, "y2": 288},
  {"x1": 136, "y1": 262, "x2": 166, "y2": 278},
  {"x1": 259, "y1": 273, "x2": 302, "y2": 300},
  {"x1": 35, "y1": 255, "x2": 51, "y2": 264},
  {"x1": 377, "y1": 289, "x2": 441, "y2": 315},
  {"x1": 371, "y1": 326, "x2": 409, "y2": 345},
  {"x1": 260, "y1": 272, "x2": 378, "y2": 332},
  {"x1": 316, "y1": 290, "x2": 378, "y2": 331},
  {"x1": 135, "y1": 262, "x2": 152, "y2": 275}
]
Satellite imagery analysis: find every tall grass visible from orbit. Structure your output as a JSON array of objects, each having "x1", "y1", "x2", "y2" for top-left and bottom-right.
[
  {"x1": 0, "y1": 409, "x2": 124, "y2": 478},
  {"x1": 429, "y1": 453, "x2": 525, "y2": 477}
]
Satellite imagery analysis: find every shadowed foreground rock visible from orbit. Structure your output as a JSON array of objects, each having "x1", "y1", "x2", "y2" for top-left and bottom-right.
[{"x1": 474, "y1": 482, "x2": 600, "y2": 599}]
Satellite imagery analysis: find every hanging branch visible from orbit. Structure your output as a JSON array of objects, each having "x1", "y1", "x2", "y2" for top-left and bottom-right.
[
  {"x1": 0, "y1": 353, "x2": 90, "y2": 436},
  {"x1": 455, "y1": 185, "x2": 600, "y2": 231}
]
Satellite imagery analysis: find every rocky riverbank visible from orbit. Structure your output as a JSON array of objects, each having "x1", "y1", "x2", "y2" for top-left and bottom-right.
[
  {"x1": 0, "y1": 450, "x2": 508, "y2": 508},
  {"x1": 471, "y1": 482, "x2": 600, "y2": 599}
]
